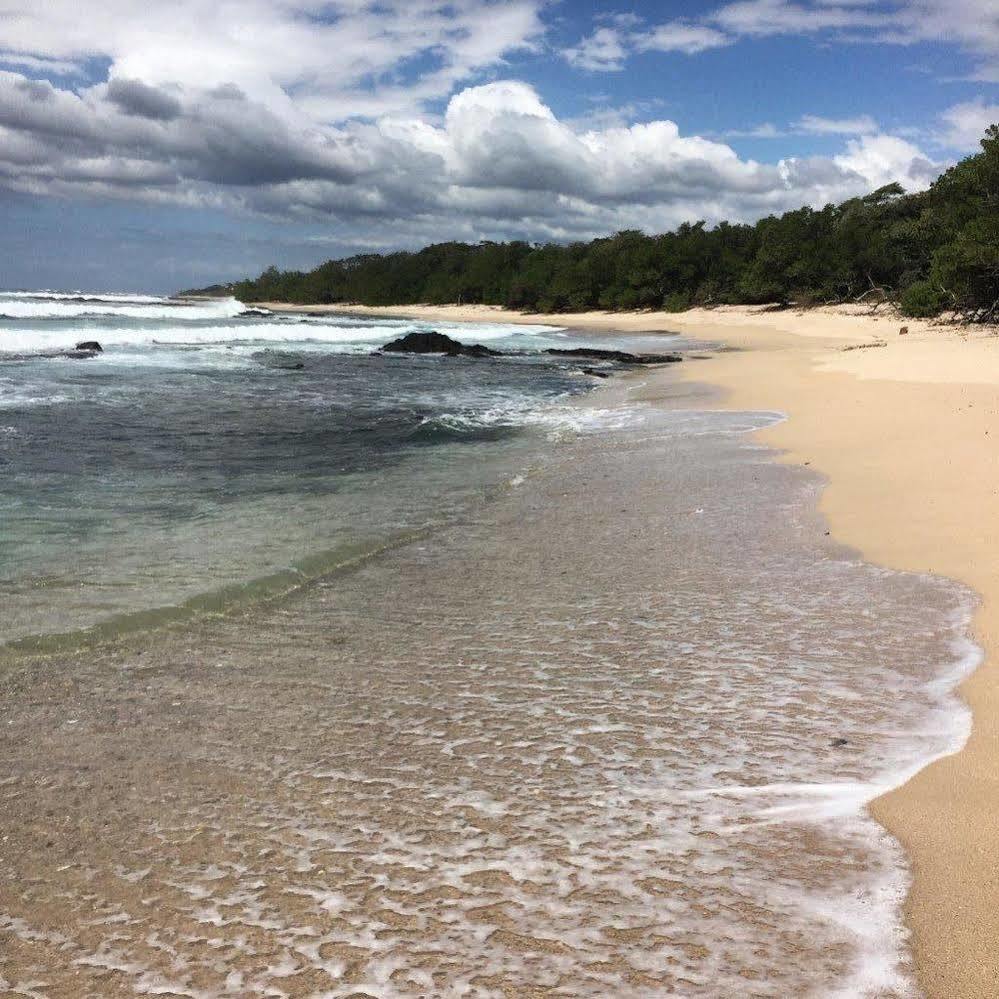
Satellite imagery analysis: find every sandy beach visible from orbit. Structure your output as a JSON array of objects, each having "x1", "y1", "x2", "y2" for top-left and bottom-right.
[
  {"x1": 2, "y1": 294, "x2": 994, "y2": 995},
  {"x1": 261, "y1": 300, "x2": 999, "y2": 997}
]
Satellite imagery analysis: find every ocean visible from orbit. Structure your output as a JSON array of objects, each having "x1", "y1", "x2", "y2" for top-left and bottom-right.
[
  {"x1": 0, "y1": 292, "x2": 671, "y2": 650},
  {"x1": 0, "y1": 291, "x2": 976, "y2": 997}
]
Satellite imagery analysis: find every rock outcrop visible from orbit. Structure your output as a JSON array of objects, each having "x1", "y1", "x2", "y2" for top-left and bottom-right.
[{"x1": 378, "y1": 331, "x2": 500, "y2": 357}]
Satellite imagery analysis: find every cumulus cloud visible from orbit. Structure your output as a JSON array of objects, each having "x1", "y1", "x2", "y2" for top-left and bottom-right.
[
  {"x1": 106, "y1": 78, "x2": 182, "y2": 121},
  {"x1": 939, "y1": 99, "x2": 999, "y2": 151},
  {"x1": 832, "y1": 134, "x2": 941, "y2": 189},
  {"x1": 0, "y1": 0, "x2": 971, "y2": 252},
  {"x1": 0, "y1": 65, "x2": 948, "y2": 247}
]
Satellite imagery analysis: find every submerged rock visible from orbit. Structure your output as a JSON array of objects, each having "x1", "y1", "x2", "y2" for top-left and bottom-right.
[
  {"x1": 581, "y1": 367, "x2": 611, "y2": 378},
  {"x1": 378, "y1": 330, "x2": 500, "y2": 357},
  {"x1": 253, "y1": 349, "x2": 306, "y2": 370},
  {"x1": 74, "y1": 341, "x2": 103, "y2": 352},
  {"x1": 545, "y1": 347, "x2": 682, "y2": 364}
]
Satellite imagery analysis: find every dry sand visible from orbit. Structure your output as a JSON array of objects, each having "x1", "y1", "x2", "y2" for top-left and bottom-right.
[{"x1": 262, "y1": 300, "x2": 999, "y2": 997}]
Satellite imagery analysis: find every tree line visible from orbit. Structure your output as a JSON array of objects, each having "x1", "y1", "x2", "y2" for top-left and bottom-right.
[{"x1": 214, "y1": 125, "x2": 999, "y2": 321}]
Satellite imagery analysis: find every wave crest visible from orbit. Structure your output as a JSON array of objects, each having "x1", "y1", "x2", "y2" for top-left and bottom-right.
[{"x1": 0, "y1": 293, "x2": 247, "y2": 322}]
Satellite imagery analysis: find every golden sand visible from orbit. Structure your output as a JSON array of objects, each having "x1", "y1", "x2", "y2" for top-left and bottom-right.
[{"x1": 262, "y1": 300, "x2": 999, "y2": 997}]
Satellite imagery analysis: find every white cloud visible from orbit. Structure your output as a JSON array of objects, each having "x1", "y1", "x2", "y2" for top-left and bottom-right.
[
  {"x1": 797, "y1": 114, "x2": 879, "y2": 135},
  {"x1": 563, "y1": 19, "x2": 731, "y2": 73},
  {"x1": 563, "y1": 27, "x2": 629, "y2": 71},
  {"x1": 724, "y1": 123, "x2": 786, "y2": 138},
  {"x1": 832, "y1": 133, "x2": 941, "y2": 190},
  {"x1": 634, "y1": 22, "x2": 731, "y2": 55},
  {"x1": 712, "y1": 0, "x2": 999, "y2": 82},
  {"x1": 711, "y1": 0, "x2": 885, "y2": 37},
  {"x1": 0, "y1": 0, "x2": 546, "y2": 120},
  {"x1": 565, "y1": 1, "x2": 999, "y2": 82},
  {"x1": 889, "y1": 1, "x2": 999, "y2": 82},
  {"x1": 939, "y1": 99, "x2": 999, "y2": 151}
]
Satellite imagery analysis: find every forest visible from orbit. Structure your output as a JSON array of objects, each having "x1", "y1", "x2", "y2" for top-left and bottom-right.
[{"x1": 220, "y1": 125, "x2": 999, "y2": 321}]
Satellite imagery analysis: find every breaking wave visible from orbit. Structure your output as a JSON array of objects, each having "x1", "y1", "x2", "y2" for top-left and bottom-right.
[{"x1": 0, "y1": 292, "x2": 247, "y2": 322}]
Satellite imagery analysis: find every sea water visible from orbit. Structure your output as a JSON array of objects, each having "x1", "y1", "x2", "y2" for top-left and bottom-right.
[
  {"x1": 0, "y1": 292, "x2": 677, "y2": 648},
  {"x1": 0, "y1": 291, "x2": 975, "y2": 997}
]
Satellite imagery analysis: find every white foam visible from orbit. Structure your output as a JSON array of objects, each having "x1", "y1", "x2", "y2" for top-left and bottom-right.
[
  {"x1": 0, "y1": 382, "x2": 71, "y2": 408},
  {"x1": 0, "y1": 290, "x2": 169, "y2": 304},
  {"x1": 0, "y1": 294, "x2": 246, "y2": 322},
  {"x1": 424, "y1": 400, "x2": 648, "y2": 439},
  {"x1": 0, "y1": 320, "x2": 562, "y2": 358}
]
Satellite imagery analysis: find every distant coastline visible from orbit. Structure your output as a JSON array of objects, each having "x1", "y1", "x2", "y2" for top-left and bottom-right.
[{"x1": 255, "y1": 297, "x2": 972, "y2": 340}]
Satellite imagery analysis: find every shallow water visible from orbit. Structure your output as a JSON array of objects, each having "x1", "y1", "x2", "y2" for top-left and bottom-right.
[
  {"x1": 0, "y1": 338, "x2": 974, "y2": 997},
  {"x1": 0, "y1": 292, "x2": 684, "y2": 647}
]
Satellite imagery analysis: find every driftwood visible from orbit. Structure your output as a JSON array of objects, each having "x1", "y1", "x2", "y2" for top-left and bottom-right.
[{"x1": 840, "y1": 341, "x2": 887, "y2": 352}]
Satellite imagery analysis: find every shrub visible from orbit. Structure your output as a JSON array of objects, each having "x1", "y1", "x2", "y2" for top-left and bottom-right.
[
  {"x1": 900, "y1": 280, "x2": 948, "y2": 318},
  {"x1": 663, "y1": 291, "x2": 691, "y2": 312}
]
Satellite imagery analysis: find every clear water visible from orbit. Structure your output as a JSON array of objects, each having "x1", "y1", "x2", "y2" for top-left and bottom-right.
[{"x1": 0, "y1": 292, "x2": 684, "y2": 648}]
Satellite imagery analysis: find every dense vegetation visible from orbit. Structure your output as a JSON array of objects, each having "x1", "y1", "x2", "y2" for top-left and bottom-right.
[{"x1": 219, "y1": 126, "x2": 999, "y2": 321}]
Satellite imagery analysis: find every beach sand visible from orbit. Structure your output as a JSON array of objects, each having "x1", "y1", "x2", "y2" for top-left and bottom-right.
[{"x1": 263, "y1": 300, "x2": 999, "y2": 997}]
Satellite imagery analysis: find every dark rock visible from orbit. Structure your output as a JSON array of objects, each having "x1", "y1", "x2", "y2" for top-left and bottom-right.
[
  {"x1": 74, "y1": 341, "x2": 103, "y2": 352},
  {"x1": 581, "y1": 367, "x2": 611, "y2": 378},
  {"x1": 461, "y1": 343, "x2": 501, "y2": 358},
  {"x1": 830, "y1": 738, "x2": 849, "y2": 748},
  {"x1": 253, "y1": 350, "x2": 305, "y2": 370},
  {"x1": 545, "y1": 347, "x2": 682, "y2": 364},
  {"x1": 899, "y1": 326, "x2": 909, "y2": 335},
  {"x1": 61, "y1": 349, "x2": 101, "y2": 359},
  {"x1": 378, "y1": 330, "x2": 500, "y2": 357}
]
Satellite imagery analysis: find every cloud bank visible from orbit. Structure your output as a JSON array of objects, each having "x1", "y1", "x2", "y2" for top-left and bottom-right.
[
  {"x1": 0, "y1": 0, "x2": 989, "y2": 253},
  {"x1": 0, "y1": 69, "x2": 947, "y2": 247}
]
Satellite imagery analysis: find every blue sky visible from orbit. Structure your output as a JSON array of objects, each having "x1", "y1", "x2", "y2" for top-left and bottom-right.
[{"x1": 0, "y1": 0, "x2": 996, "y2": 293}]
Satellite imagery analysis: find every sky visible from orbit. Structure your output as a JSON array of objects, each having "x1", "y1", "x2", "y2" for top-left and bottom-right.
[{"x1": 1, "y1": 0, "x2": 997, "y2": 293}]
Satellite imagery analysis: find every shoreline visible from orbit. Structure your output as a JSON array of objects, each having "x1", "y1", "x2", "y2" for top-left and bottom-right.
[{"x1": 261, "y1": 299, "x2": 999, "y2": 997}]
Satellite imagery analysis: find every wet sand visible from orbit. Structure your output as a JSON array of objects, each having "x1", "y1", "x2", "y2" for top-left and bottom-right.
[
  {"x1": 684, "y1": 321, "x2": 999, "y2": 999},
  {"x1": 277, "y1": 301, "x2": 999, "y2": 997}
]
